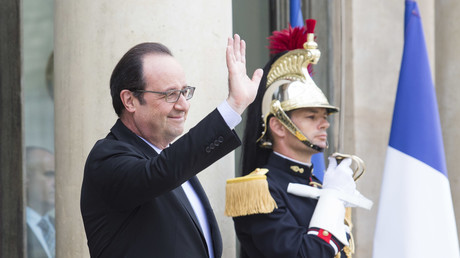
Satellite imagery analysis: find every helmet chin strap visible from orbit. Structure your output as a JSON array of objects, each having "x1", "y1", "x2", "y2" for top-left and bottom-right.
[{"x1": 270, "y1": 100, "x2": 325, "y2": 152}]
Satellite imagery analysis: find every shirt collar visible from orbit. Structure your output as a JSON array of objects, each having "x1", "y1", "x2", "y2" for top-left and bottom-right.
[
  {"x1": 137, "y1": 135, "x2": 163, "y2": 154},
  {"x1": 273, "y1": 151, "x2": 312, "y2": 167},
  {"x1": 26, "y1": 207, "x2": 42, "y2": 225}
]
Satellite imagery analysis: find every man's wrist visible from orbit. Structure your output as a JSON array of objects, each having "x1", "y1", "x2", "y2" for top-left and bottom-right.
[
  {"x1": 217, "y1": 100, "x2": 242, "y2": 129},
  {"x1": 226, "y1": 96, "x2": 247, "y2": 115}
]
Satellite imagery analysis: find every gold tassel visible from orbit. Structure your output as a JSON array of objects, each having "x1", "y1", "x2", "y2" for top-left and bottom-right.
[
  {"x1": 343, "y1": 207, "x2": 355, "y2": 258},
  {"x1": 225, "y1": 168, "x2": 278, "y2": 217}
]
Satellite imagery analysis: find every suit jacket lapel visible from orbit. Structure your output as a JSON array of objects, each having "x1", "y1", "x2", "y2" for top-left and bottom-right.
[
  {"x1": 189, "y1": 176, "x2": 223, "y2": 258},
  {"x1": 111, "y1": 119, "x2": 203, "y2": 230},
  {"x1": 172, "y1": 184, "x2": 203, "y2": 236},
  {"x1": 27, "y1": 224, "x2": 49, "y2": 258}
]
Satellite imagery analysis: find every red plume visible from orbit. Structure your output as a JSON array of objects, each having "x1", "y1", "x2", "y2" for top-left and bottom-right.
[
  {"x1": 267, "y1": 19, "x2": 317, "y2": 55},
  {"x1": 305, "y1": 19, "x2": 316, "y2": 34},
  {"x1": 267, "y1": 19, "x2": 317, "y2": 75},
  {"x1": 267, "y1": 25, "x2": 307, "y2": 55}
]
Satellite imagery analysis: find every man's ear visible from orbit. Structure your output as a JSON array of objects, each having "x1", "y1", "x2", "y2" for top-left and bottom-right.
[
  {"x1": 120, "y1": 90, "x2": 136, "y2": 113},
  {"x1": 269, "y1": 117, "x2": 287, "y2": 138}
]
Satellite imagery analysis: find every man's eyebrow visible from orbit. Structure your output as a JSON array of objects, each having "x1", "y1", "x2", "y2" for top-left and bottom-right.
[{"x1": 163, "y1": 84, "x2": 188, "y2": 91}]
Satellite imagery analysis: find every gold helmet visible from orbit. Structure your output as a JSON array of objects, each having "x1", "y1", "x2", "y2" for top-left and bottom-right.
[{"x1": 258, "y1": 20, "x2": 339, "y2": 152}]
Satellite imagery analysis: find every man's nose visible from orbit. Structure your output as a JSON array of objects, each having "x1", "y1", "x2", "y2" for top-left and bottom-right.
[
  {"x1": 174, "y1": 94, "x2": 190, "y2": 110},
  {"x1": 319, "y1": 118, "x2": 330, "y2": 129}
]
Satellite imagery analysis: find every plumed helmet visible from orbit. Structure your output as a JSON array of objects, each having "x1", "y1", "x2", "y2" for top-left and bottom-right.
[{"x1": 257, "y1": 20, "x2": 339, "y2": 151}]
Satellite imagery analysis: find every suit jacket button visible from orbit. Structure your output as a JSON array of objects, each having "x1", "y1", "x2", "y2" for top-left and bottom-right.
[
  {"x1": 206, "y1": 146, "x2": 211, "y2": 153},
  {"x1": 214, "y1": 140, "x2": 220, "y2": 146},
  {"x1": 209, "y1": 143, "x2": 215, "y2": 149},
  {"x1": 218, "y1": 136, "x2": 224, "y2": 143}
]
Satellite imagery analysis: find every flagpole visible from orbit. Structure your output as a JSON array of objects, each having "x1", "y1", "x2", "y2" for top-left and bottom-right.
[
  {"x1": 338, "y1": 1, "x2": 356, "y2": 256},
  {"x1": 337, "y1": 0, "x2": 345, "y2": 154}
]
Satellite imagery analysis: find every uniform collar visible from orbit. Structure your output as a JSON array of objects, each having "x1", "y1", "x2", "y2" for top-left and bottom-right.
[{"x1": 267, "y1": 152, "x2": 313, "y2": 181}]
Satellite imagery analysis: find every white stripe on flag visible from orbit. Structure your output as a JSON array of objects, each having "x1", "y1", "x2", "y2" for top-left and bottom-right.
[{"x1": 373, "y1": 147, "x2": 459, "y2": 258}]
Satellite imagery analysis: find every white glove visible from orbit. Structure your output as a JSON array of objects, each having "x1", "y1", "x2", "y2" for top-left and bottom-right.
[
  {"x1": 323, "y1": 157, "x2": 356, "y2": 199},
  {"x1": 307, "y1": 157, "x2": 355, "y2": 246},
  {"x1": 287, "y1": 183, "x2": 373, "y2": 210}
]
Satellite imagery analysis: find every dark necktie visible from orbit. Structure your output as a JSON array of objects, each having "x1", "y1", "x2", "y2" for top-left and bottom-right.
[{"x1": 38, "y1": 217, "x2": 55, "y2": 258}]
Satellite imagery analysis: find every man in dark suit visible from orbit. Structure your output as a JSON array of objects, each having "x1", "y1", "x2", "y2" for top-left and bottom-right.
[
  {"x1": 26, "y1": 146, "x2": 56, "y2": 258},
  {"x1": 80, "y1": 35, "x2": 263, "y2": 258}
]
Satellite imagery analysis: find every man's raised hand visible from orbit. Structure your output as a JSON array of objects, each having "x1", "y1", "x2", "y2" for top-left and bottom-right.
[{"x1": 226, "y1": 34, "x2": 263, "y2": 115}]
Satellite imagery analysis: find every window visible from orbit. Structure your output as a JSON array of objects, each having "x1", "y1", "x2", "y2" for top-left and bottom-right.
[{"x1": 23, "y1": 0, "x2": 55, "y2": 257}]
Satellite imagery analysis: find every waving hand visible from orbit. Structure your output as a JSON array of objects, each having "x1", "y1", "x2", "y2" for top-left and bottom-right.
[{"x1": 226, "y1": 34, "x2": 263, "y2": 115}]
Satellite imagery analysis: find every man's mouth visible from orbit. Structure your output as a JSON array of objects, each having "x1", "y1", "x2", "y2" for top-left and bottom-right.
[
  {"x1": 316, "y1": 133, "x2": 328, "y2": 141},
  {"x1": 168, "y1": 114, "x2": 186, "y2": 122}
]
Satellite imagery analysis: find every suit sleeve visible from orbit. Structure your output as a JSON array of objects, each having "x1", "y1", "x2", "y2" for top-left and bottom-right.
[{"x1": 84, "y1": 109, "x2": 241, "y2": 210}]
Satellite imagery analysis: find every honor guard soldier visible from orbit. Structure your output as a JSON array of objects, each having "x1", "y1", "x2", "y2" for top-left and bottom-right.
[{"x1": 225, "y1": 20, "x2": 371, "y2": 258}]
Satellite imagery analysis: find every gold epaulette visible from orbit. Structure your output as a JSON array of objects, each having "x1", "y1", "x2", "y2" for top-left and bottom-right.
[{"x1": 224, "y1": 168, "x2": 277, "y2": 217}]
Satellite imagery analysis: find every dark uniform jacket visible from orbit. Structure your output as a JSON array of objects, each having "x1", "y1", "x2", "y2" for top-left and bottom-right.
[
  {"x1": 81, "y1": 109, "x2": 240, "y2": 258},
  {"x1": 233, "y1": 153, "x2": 345, "y2": 258}
]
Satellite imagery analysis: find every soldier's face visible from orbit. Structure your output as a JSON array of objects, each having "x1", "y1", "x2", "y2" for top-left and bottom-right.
[{"x1": 288, "y1": 107, "x2": 330, "y2": 150}]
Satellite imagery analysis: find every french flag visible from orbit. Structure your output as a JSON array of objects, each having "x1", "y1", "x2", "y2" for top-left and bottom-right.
[{"x1": 373, "y1": 1, "x2": 460, "y2": 257}]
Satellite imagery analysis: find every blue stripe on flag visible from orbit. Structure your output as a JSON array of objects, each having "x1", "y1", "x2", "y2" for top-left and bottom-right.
[
  {"x1": 311, "y1": 153, "x2": 325, "y2": 182},
  {"x1": 388, "y1": 0, "x2": 447, "y2": 176},
  {"x1": 290, "y1": 0, "x2": 304, "y2": 27}
]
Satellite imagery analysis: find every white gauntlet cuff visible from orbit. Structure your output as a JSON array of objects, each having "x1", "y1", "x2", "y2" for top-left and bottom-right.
[{"x1": 309, "y1": 189, "x2": 348, "y2": 245}]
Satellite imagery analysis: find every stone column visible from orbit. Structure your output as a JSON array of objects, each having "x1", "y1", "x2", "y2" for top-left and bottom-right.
[
  {"x1": 435, "y1": 0, "x2": 460, "y2": 242},
  {"x1": 54, "y1": 1, "x2": 234, "y2": 257}
]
